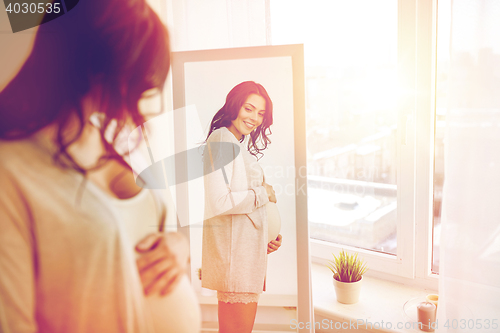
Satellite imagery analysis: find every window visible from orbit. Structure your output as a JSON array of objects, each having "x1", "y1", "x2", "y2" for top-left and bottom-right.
[
  {"x1": 270, "y1": 0, "x2": 439, "y2": 286},
  {"x1": 273, "y1": 0, "x2": 399, "y2": 255}
]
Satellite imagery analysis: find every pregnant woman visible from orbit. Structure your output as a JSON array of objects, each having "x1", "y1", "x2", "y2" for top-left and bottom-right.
[
  {"x1": 0, "y1": 0, "x2": 199, "y2": 332},
  {"x1": 202, "y1": 81, "x2": 283, "y2": 333}
]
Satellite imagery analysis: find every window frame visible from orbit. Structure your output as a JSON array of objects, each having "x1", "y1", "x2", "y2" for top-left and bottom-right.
[{"x1": 309, "y1": 0, "x2": 439, "y2": 289}]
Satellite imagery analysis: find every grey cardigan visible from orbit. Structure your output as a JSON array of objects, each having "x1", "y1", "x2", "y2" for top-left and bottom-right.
[{"x1": 201, "y1": 127, "x2": 270, "y2": 293}]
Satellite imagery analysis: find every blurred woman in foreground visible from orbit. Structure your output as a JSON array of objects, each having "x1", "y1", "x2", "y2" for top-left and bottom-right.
[{"x1": 0, "y1": 0, "x2": 199, "y2": 332}]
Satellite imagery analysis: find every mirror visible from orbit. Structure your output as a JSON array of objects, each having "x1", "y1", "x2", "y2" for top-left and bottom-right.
[{"x1": 171, "y1": 44, "x2": 313, "y2": 332}]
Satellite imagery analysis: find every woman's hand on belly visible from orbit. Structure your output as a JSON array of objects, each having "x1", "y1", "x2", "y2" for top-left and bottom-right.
[
  {"x1": 267, "y1": 234, "x2": 282, "y2": 254},
  {"x1": 135, "y1": 232, "x2": 190, "y2": 296},
  {"x1": 263, "y1": 182, "x2": 277, "y2": 203}
]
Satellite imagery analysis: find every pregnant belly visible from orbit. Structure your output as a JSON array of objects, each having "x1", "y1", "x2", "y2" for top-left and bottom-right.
[
  {"x1": 129, "y1": 230, "x2": 200, "y2": 331},
  {"x1": 118, "y1": 190, "x2": 201, "y2": 333},
  {"x1": 266, "y1": 202, "x2": 281, "y2": 243},
  {"x1": 143, "y1": 275, "x2": 200, "y2": 333}
]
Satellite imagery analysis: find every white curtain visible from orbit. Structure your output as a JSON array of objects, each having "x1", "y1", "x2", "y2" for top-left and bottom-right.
[
  {"x1": 164, "y1": 0, "x2": 269, "y2": 51},
  {"x1": 437, "y1": 1, "x2": 500, "y2": 332}
]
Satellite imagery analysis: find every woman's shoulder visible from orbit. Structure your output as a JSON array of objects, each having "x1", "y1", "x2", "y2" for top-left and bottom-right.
[
  {"x1": 0, "y1": 139, "x2": 48, "y2": 195},
  {"x1": 0, "y1": 139, "x2": 38, "y2": 169},
  {"x1": 0, "y1": 135, "x2": 57, "y2": 179},
  {"x1": 207, "y1": 127, "x2": 239, "y2": 144}
]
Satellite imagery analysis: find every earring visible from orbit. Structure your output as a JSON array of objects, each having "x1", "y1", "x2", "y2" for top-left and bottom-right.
[{"x1": 89, "y1": 112, "x2": 105, "y2": 129}]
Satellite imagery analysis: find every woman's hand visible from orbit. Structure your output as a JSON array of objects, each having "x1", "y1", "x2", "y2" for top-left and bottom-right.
[
  {"x1": 135, "y1": 232, "x2": 190, "y2": 296},
  {"x1": 263, "y1": 182, "x2": 277, "y2": 203},
  {"x1": 267, "y1": 234, "x2": 282, "y2": 254}
]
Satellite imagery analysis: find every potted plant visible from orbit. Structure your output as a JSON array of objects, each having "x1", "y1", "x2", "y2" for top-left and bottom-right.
[{"x1": 326, "y1": 250, "x2": 368, "y2": 304}]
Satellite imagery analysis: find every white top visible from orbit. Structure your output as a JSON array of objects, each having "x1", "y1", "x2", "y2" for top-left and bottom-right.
[
  {"x1": 111, "y1": 190, "x2": 201, "y2": 333},
  {"x1": 0, "y1": 135, "x2": 164, "y2": 333}
]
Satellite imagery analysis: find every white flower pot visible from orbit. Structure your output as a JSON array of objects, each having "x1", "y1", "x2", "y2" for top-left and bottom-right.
[{"x1": 333, "y1": 276, "x2": 363, "y2": 304}]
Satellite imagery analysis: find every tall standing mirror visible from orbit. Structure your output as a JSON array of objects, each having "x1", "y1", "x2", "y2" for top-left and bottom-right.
[{"x1": 171, "y1": 44, "x2": 313, "y2": 332}]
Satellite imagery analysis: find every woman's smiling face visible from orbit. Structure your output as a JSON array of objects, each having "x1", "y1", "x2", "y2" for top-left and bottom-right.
[{"x1": 227, "y1": 94, "x2": 266, "y2": 141}]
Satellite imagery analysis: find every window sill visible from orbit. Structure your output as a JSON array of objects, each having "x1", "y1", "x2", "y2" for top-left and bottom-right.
[{"x1": 311, "y1": 263, "x2": 438, "y2": 332}]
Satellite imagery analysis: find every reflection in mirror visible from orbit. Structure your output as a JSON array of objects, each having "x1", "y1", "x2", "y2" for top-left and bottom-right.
[
  {"x1": 201, "y1": 81, "x2": 278, "y2": 331},
  {"x1": 171, "y1": 45, "x2": 312, "y2": 332}
]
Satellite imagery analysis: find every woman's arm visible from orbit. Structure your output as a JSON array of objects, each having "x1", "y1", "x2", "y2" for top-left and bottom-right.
[
  {"x1": 0, "y1": 171, "x2": 38, "y2": 333},
  {"x1": 203, "y1": 129, "x2": 270, "y2": 218}
]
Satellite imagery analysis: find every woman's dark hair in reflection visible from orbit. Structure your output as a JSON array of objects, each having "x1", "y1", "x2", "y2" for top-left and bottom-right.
[{"x1": 206, "y1": 81, "x2": 273, "y2": 159}]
